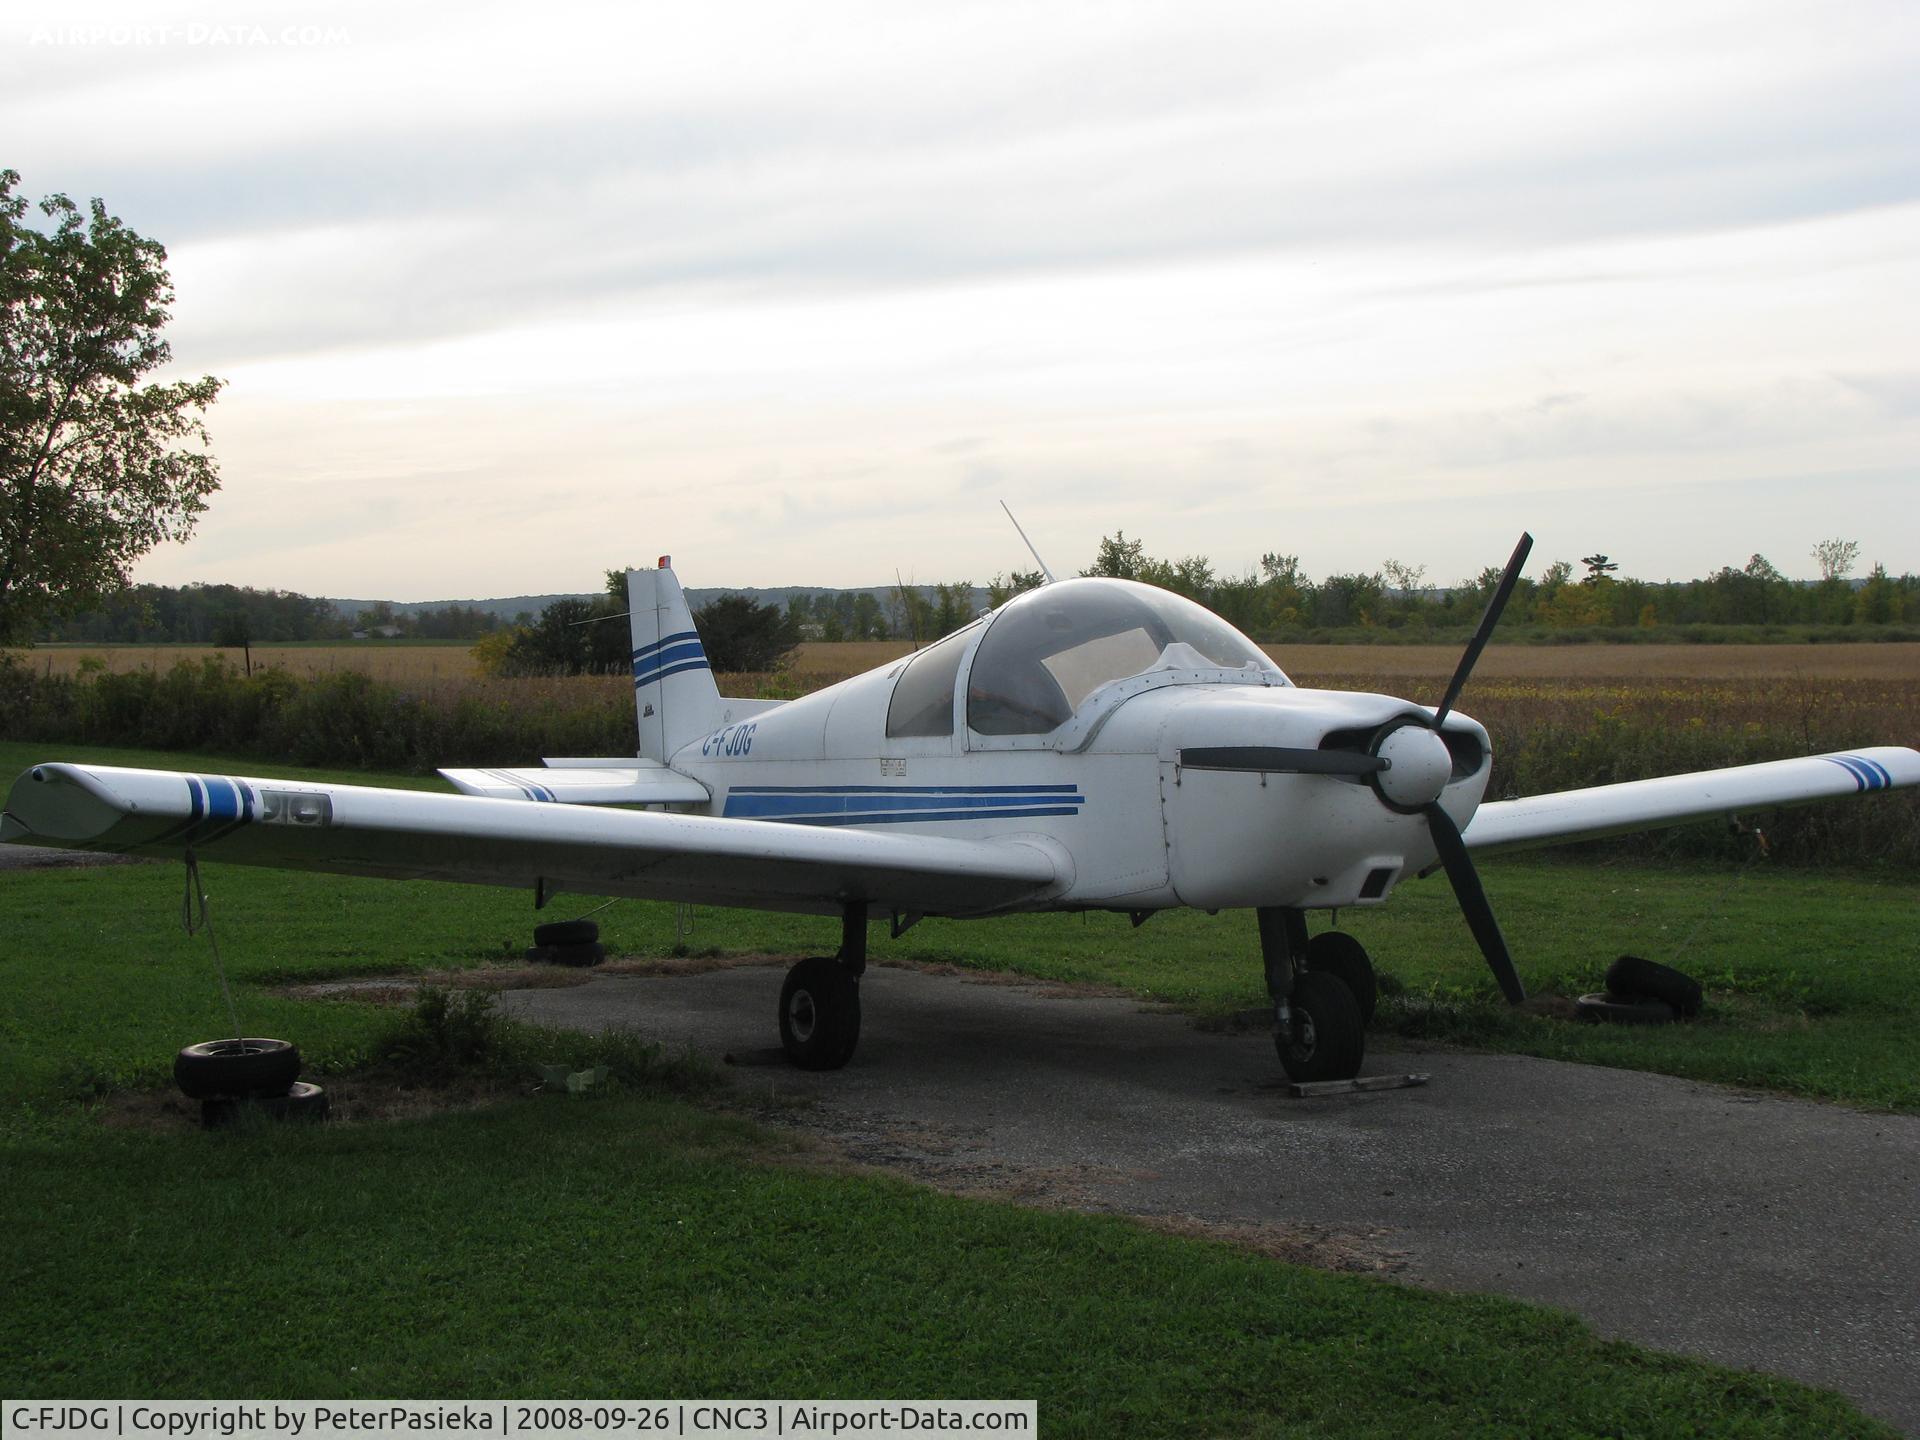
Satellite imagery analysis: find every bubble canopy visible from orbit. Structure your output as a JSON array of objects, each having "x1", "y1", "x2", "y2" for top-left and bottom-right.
[{"x1": 965, "y1": 578, "x2": 1286, "y2": 736}]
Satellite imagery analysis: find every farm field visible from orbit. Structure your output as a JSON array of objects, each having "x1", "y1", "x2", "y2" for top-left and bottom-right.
[
  {"x1": 0, "y1": 742, "x2": 1910, "y2": 1431},
  {"x1": 25, "y1": 641, "x2": 487, "y2": 681},
  {"x1": 26, "y1": 637, "x2": 1920, "y2": 683}
]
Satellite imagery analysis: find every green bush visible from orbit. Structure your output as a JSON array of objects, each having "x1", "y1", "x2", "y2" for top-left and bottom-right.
[{"x1": 0, "y1": 653, "x2": 633, "y2": 773}]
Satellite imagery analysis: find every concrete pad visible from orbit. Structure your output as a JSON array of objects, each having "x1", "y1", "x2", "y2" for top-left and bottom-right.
[{"x1": 501, "y1": 961, "x2": 1920, "y2": 1434}]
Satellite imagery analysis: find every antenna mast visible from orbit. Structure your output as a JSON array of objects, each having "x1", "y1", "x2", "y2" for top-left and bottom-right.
[{"x1": 1000, "y1": 501, "x2": 1055, "y2": 583}]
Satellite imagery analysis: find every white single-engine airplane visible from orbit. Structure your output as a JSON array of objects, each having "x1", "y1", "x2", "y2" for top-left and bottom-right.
[{"x1": 5, "y1": 536, "x2": 1915, "y2": 1081}]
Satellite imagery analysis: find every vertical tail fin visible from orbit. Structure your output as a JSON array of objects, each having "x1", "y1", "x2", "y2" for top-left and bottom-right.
[{"x1": 628, "y1": 561, "x2": 723, "y2": 762}]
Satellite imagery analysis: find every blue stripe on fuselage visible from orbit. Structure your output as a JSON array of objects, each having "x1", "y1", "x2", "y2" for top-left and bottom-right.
[
  {"x1": 745, "y1": 806, "x2": 1083, "y2": 827},
  {"x1": 724, "y1": 784, "x2": 1084, "y2": 824}
]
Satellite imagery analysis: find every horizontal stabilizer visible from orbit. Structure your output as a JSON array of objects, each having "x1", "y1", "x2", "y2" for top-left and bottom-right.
[{"x1": 439, "y1": 764, "x2": 710, "y2": 806}]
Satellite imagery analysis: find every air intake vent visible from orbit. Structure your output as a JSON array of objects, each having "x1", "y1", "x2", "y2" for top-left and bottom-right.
[{"x1": 1441, "y1": 731, "x2": 1485, "y2": 779}]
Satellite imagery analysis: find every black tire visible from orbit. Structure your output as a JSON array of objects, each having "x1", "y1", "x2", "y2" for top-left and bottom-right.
[
  {"x1": 1604, "y1": 955, "x2": 1703, "y2": 1017},
  {"x1": 779, "y1": 957, "x2": 861, "y2": 1070},
  {"x1": 174, "y1": 1038, "x2": 302, "y2": 1100},
  {"x1": 1574, "y1": 991, "x2": 1679, "y2": 1025},
  {"x1": 202, "y1": 1080, "x2": 330, "y2": 1129},
  {"x1": 1307, "y1": 931, "x2": 1377, "y2": 1026},
  {"x1": 534, "y1": 919, "x2": 599, "y2": 948},
  {"x1": 525, "y1": 942, "x2": 606, "y2": 968},
  {"x1": 1276, "y1": 972, "x2": 1366, "y2": 1083}
]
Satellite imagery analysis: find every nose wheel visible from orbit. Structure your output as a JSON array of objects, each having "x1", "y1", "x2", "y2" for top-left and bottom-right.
[
  {"x1": 1306, "y1": 930, "x2": 1378, "y2": 1026},
  {"x1": 1276, "y1": 972, "x2": 1364, "y2": 1083},
  {"x1": 1258, "y1": 908, "x2": 1369, "y2": 1083}
]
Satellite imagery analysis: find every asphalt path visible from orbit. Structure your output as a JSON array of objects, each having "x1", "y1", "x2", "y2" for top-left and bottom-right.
[
  {"x1": 501, "y1": 960, "x2": 1920, "y2": 1433},
  {"x1": 0, "y1": 844, "x2": 141, "y2": 871}
]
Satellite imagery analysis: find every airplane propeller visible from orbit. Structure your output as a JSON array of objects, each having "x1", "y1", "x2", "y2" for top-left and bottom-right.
[{"x1": 1180, "y1": 532, "x2": 1535, "y2": 1003}]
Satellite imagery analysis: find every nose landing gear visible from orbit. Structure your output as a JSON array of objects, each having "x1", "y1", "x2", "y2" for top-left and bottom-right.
[{"x1": 1259, "y1": 908, "x2": 1374, "y2": 1083}]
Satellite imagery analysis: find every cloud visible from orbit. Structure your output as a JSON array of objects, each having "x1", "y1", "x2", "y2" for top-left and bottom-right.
[
  {"x1": 11, "y1": 0, "x2": 1919, "y2": 366},
  {"x1": 6, "y1": 0, "x2": 1918, "y2": 590}
]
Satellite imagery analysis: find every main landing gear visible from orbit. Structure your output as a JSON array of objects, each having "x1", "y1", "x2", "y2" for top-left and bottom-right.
[
  {"x1": 1258, "y1": 908, "x2": 1376, "y2": 1082},
  {"x1": 778, "y1": 904, "x2": 866, "y2": 1070}
]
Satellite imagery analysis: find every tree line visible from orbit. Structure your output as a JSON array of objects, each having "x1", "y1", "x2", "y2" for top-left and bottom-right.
[
  {"x1": 1070, "y1": 533, "x2": 1915, "y2": 638},
  {"x1": 24, "y1": 536, "x2": 1918, "y2": 676},
  {"x1": 37, "y1": 583, "x2": 515, "y2": 644}
]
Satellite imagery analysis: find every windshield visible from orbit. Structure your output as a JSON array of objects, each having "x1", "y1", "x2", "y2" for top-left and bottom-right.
[{"x1": 967, "y1": 578, "x2": 1283, "y2": 735}]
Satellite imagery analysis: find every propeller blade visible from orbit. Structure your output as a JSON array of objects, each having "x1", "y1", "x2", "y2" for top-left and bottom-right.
[
  {"x1": 1180, "y1": 746, "x2": 1386, "y2": 776},
  {"x1": 1424, "y1": 801, "x2": 1527, "y2": 1004},
  {"x1": 1433, "y1": 531, "x2": 1533, "y2": 727}
]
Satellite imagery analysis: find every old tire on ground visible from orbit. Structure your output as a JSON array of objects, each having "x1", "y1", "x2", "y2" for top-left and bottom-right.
[
  {"x1": 201, "y1": 1080, "x2": 330, "y2": 1129},
  {"x1": 174, "y1": 1038, "x2": 302, "y2": 1100},
  {"x1": 1604, "y1": 954, "x2": 1703, "y2": 1017},
  {"x1": 1574, "y1": 991, "x2": 1680, "y2": 1025},
  {"x1": 1307, "y1": 931, "x2": 1378, "y2": 1026},
  {"x1": 533, "y1": 918, "x2": 599, "y2": 948},
  {"x1": 779, "y1": 957, "x2": 861, "y2": 1070},
  {"x1": 1276, "y1": 972, "x2": 1366, "y2": 1083},
  {"x1": 525, "y1": 942, "x2": 606, "y2": 967}
]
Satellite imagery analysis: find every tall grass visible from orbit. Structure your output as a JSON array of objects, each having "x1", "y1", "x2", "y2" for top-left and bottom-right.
[{"x1": 3, "y1": 653, "x2": 1912, "y2": 867}]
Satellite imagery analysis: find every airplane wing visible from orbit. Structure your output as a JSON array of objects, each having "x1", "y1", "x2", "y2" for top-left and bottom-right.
[
  {"x1": 1464, "y1": 746, "x2": 1919, "y2": 854},
  {"x1": 0, "y1": 764, "x2": 1064, "y2": 917}
]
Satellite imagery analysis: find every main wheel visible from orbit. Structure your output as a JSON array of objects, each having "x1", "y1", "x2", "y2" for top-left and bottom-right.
[
  {"x1": 174, "y1": 1038, "x2": 302, "y2": 1100},
  {"x1": 779, "y1": 957, "x2": 861, "y2": 1070},
  {"x1": 1307, "y1": 931, "x2": 1377, "y2": 1025},
  {"x1": 1275, "y1": 972, "x2": 1365, "y2": 1083}
]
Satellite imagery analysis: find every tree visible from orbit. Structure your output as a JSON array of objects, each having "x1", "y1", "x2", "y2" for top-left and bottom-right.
[
  {"x1": 1811, "y1": 538, "x2": 1860, "y2": 582},
  {"x1": 693, "y1": 593, "x2": 799, "y2": 672},
  {"x1": 1741, "y1": 553, "x2": 1785, "y2": 624},
  {"x1": 1082, "y1": 531, "x2": 1146, "y2": 580},
  {"x1": 1580, "y1": 554, "x2": 1619, "y2": 581},
  {"x1": 932, "y1": 580, "x2": 974, "y2": 637},
  {"x1": 1138, "y1": 554, "x2": 1213, "y2": 601},
  {"x1": 0, "y1": 171, "x2": 224, "y2": 643},
  {"x1": 987, "y1": 570, "x2": 1043, "y2": 607},
  {"x1": 1853, "y1": 564, "x2": 1896, "y2": 625},
  {"x1": 212, "y1": 607, "x2": 252, "y2": 675},
  {"x1": 1381, "y1": 559, "x2": 1426, "y2": 593}
]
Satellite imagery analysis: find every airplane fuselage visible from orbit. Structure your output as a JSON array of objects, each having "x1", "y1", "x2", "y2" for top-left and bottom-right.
[{"x1": 670, "y1": 617, "x2": 1491, "y2": 916}]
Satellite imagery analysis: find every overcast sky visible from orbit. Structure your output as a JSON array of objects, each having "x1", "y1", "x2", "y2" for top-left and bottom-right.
[{"x1": 6, "y1": 0, "x2": 1917, "y2": 598}]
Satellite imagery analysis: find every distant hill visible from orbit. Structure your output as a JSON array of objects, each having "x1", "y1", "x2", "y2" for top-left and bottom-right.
[
  {"x1": 324, "y1": 594, "x2": 596, "y2": 622},
  {"x1": 326, "y1": 585, "x2": 991, "y2": 621}
]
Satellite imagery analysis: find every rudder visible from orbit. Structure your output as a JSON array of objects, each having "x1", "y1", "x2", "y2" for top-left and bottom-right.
[{"x1": 628, "y1": 561, "x2": 724, "y2": 762}]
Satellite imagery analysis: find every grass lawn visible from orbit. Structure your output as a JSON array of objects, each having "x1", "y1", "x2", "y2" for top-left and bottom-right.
[{"x1": 0, "y1": 740, "x2": 1909, "y2": 1433}]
